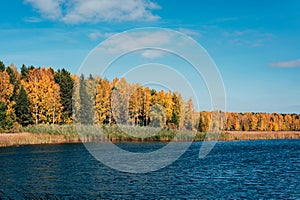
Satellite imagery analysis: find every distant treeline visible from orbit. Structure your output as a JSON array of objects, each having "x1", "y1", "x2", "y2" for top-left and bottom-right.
[{"x1": 0, "y1": 60, "x2": 299, "y2": 133}]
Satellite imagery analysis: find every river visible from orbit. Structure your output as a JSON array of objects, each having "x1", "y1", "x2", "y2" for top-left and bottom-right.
[{"x1": 0, "y1": 140, "x2": 299, "y2": 199}]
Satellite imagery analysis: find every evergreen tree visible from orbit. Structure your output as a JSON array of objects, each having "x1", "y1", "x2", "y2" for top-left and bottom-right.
[
  {"x1": 79, "y1": 75, "x2": 94, "y2": 125},
  {"x1": 21, "y1": 64, "x2": 28, "y2": 79},
  {"x1": 170, "y1": 93, "x2": 181, "y2": 128},
  {"x1": 6, "y1": 64, "x2": 21, "y2": 102},
  {"x1": 21, "y1": 64, "x2": 35, "y2": 79},
  {"x1": 171, "y1": 110, "x2": 179, "y2": 128},
  {"x1": 14, "y1": 86, "x2": 32, "y2": 126},
  {"x1": 54, "y1": 68, "x2": 74, "y2": 123},
  {"x1": 0, "y1": 61, "x2": 5, "y2": 72},
  {"x1": 0, "y1": 101, "x2": 6, "y2": 129},
  {"x1": 0, "y1": 101, "x2": 15, "y2": 131}
]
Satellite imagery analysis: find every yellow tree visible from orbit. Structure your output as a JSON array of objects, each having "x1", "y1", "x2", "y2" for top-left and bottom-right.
[
  {"x1": 198, "y1": 111, "x2": 211, "y2": 132},
  {"x1": 233, "y1": 113, "x2": 241, "y2": 131},
  {"x1": 284, "y1": 114, "x2": 292, "y2": 131},
  {"x1": 142, "y1": 87, "x2": 152, "y2": 126},
  {"x1": 154, "y1": 90, "x2": 165, "y2": 106},
  {"x1": 257, "y1": 113, "x2": 267, "y2": 131},
  {"x1": 0, "y1": 71, "x2": 14, "y2": 106},
  {"x1": 129, "y1": 84, "x2": 141, "y2": 125},
  {"x1": 95, "y1": 78, "x2": 111, "y2": 125},
  {"x1": 184, "y1": 97, "x2": 194, "y2": 130},
  {"x1": 22, "y1": 67, "x2": 62, "y2": 124},
  {"x1": 164, "y1": 91, "x2": 173, "y2": 125},
  {"x1": 72, "y1": 74, "x2": 81, "y2": 123},
  {"x1": 111, "y1": 78, "x2": 131, "y2": 125},
  {"x1": 177, "y1": 93, "x2": 186, "y2": 130},
  {"x1": 250, "y1": 114, "x2": 258, "y2": 131},
  {"x1": 0, "y1": 70, "x2": 15, "y2": 128}
]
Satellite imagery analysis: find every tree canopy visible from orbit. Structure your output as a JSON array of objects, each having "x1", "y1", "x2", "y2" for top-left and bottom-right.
[{"x1": 0, "y1": 60, "x2": 299, "y2": 132}]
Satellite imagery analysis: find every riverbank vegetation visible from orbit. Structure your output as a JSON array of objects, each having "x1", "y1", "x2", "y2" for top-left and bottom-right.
[
  {"x1": 1, "y1": 125, "x2": 299, "y2": 147},
  {"x1": 0, "y1": 60, "x2": 300, "y2": 138}
]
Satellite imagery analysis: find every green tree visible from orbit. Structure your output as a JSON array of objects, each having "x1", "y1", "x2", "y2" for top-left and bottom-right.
[
  {"x1": 21, "y1": 64, "x2": 35, "y2": 79},
  {"x1": 6, "y1": 64, "x2": 21, "y2": 102},
  {"x1": 14, "y1": 86, "x2": 32, "y2": 126},
  {"x1": 0, "y1": 101, "x2": 15, "y2": 131},
  {"x1": 78, "y1": 74, "x2": 94, "y2": 124},
  {"x1": 54, "y1": 68, "x2": 74, "y2": 123},
  {"x1": 0, "y1": 61, "x2": 5, "y2": 72},
  {"x1": 0, "y1": 101, "x2": 6, "y2": 130},
  {"x1": 170, "y1": 93, "x2": 181, "y2": 128},
  {"x1": 149, "y1": 104, "x2": 166, "y2": 128}
]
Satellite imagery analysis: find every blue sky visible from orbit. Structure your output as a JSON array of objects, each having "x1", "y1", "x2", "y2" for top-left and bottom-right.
[{"x1": 1, "y1": 0, "x2": 300, "y2": 113}]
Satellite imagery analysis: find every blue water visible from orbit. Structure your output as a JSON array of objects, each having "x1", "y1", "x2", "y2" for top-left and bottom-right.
[{"x1": 0, "y1": 140, "x2": 299, "y2": 199}]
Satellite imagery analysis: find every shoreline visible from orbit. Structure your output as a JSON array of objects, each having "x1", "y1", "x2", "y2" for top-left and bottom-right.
[{"x1": 0, "y1": 131, "x2": 300, "y2": 148}]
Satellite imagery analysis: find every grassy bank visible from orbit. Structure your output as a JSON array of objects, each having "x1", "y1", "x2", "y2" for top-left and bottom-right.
[
  {"x1": 219, "y1": 131, "x2": 300, "y2": 141},
  {"x1": 0, "y1": 125, "x2": 300, "y2": 147}
]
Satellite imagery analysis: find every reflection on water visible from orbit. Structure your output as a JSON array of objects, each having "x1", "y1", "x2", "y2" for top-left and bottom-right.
[{"x1": 0, "y1": 140, "x2": 299, "y2": 199}]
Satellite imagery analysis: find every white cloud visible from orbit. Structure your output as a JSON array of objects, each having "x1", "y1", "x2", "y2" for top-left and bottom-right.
[
  {"x1": 270, "y1": 59, "x2": 300, "y2": 68},
  {"x1": 96, "y1": 30, "x2": 173, "y2": 59},
  {"x1": 99, "y1": 31, "x2": 171, "y2": 53},
  {"x1": 88, "y1": 32, "x2": 103, "y2": 40},
  {"x1": 24, "y1": 0, "x2": 161, "y2": 24},
  {"x1": 177, "y1": 28, "x2": 201, "y2": 37},
  {"x1": 88, "y1": 31, "x2": 116, "y2": 40},
  {"x1": 24, "y1": 0, "x2": 63, "y2": 20},
  {"x1": 141, "y1": 50, "x2": 164, "y2": 59}
]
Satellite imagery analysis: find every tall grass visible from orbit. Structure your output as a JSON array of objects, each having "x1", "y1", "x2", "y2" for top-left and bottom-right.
[
  {"x1": 1, "y1": 125, "x2": 300, "y2": 147},
  {"x1": 22, "y1": 124, "x2": 78, "y2": 138},
  {"x1": 21, "y1": 124, "x2": 198, "y2": 142}
]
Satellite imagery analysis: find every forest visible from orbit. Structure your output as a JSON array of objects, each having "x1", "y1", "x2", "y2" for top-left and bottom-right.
[{"x1": 0, "y1": 60, "x2": 300, "y2": 133}]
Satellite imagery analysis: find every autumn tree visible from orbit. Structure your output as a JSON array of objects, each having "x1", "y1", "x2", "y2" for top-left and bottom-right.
[
  {"x1": 149, "y1": 104, "x2": 166, "y2": 128},
  {"x1": 170, "y1": 92, "x2": 182, "y2": 129},
  {"x1": 284, "y1": 114, "x2": 293, "y2": 131},
  {"x1": 184, "y1": 97, "x2": 194, "y2": 130},
  {"x1": 129, "y1": 84, "x2": 142, "y2": 126},
  {"x1": 142, "y1": 87, "x2": 152, "y2": 126},
  {"x1": 0, "y1": 70, "x2": 14, "y2": 106},
  {"x1": 198, "y1": 111, "x2": 211, "y2": 132},
  {"x1": 164, "y1": 91, "x2": 173, "y2": 125},
  {"x1": 249, "y1": 114, "x2": 258, "y2": 131},
  {"x1": 177, "y1": 93, "x2": 186, "y2": 129},
  {"x1": 86, "y1": 74, "x2": 97, "y2": 106},
  {"x1": 72, "y1": 75, "x2": 81, "y2": 124},
  {"x1": 111, "y1": 78, "x2": 131, "y2": 125},
  {"x1": 241, "y1": 112, "x2": 251, "y2": 131},
  {"x1": 22, "y1": 67, "x2": 63, "y2": 124},
  {"x1": 95, "y1": 78, "x2": 111, "y2": 125}
]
